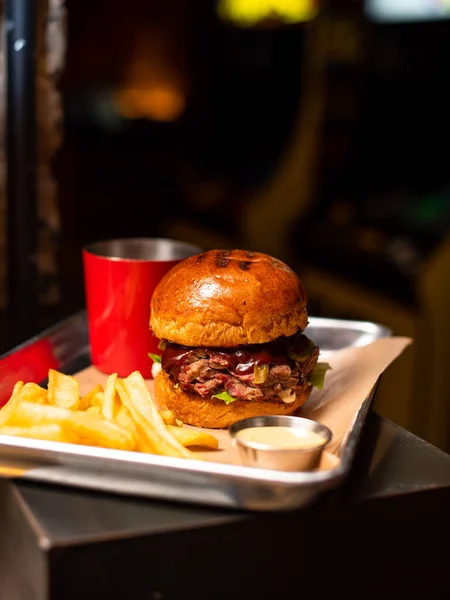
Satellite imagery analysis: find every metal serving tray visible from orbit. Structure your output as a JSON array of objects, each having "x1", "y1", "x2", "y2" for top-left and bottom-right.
[{"x1": 0, "y1": 312, "x2": 390, "y2": 511}]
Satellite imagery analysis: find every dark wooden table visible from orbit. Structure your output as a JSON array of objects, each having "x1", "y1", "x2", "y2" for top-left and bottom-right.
[{"x1": 1, "y1": 411, "x2": 450, "y2": 600}]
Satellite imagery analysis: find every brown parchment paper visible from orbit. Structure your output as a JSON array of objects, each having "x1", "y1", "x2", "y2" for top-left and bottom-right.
[{"x1": 75, "y1": 337, "x2": 411, "y2": 471}]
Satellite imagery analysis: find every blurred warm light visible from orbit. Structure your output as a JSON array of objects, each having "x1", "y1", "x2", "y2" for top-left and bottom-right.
[
  {"x1": 114, "y1": 32, "x2": 187, "y2": 123},
  {"x1": 115, "y1": 85, "x2": 185, "y2": 122},
  {"x1": 217, "y1": 0, "x2": 318, "y2": 27}
]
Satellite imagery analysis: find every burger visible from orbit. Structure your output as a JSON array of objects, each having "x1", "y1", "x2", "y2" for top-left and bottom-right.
[{"x1": 149, "y1": 249, "x2": 330, "y2": 429}]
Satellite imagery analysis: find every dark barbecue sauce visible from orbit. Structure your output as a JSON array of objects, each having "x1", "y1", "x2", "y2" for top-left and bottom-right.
[{"x1": 161, "y1": 333, "x2": 313, "y2": 378}]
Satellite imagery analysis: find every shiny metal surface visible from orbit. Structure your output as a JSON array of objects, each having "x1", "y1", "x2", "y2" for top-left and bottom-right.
[
  {"x1": 4, "y1": 412, "x2": 450, "y2": 600},
  {"x1": 7, "y1": 413, "x2": 450, "y2": 544},
  {"x1": 229, "y1": 415, "x2": 332, "y2": 471},
  {"x1": 83, "y1": 238, "x2": 201, "y2": 261},
  {"x1": 306, "y1": 317, "x2": 391, "y2": 356},
  {"x1": 0, "y1": 312, "x2": 390, "y2": 511}
]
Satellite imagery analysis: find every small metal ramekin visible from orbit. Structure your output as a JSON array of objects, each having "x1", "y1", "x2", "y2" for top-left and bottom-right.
[{"x1": 229, "y1": 415, "x2": 332, "y2": 472}]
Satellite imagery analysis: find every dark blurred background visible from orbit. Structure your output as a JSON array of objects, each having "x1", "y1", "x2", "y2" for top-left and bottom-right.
[{"x1": 3, "y1": 0, "x2": 450, "y2": 449}]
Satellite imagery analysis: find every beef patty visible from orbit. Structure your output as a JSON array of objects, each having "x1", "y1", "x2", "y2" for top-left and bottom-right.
[{"x1": 160, "y1": 333, "x2": 319, "y2": 402}]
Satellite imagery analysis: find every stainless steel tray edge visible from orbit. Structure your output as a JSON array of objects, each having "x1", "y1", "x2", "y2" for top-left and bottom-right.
[{"x1": 0, "y1": 311, "x2": 389, "y2": 511}]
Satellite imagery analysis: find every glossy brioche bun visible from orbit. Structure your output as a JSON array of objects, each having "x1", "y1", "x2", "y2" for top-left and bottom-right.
[
  {"x1": 150, "y1": 249, "x2": 308, "y2": 347},
  {"x1": 154, "y1": 370, "x2": 312, "y2": 429}
]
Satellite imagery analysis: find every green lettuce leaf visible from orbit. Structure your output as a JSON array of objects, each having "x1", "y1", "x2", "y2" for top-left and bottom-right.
[
  {"x1": 148, "y1": 353, "x2": 161, "y2": 364},
  {"x1": 212, "y1": 391, "x2": 238, "y2": 405},
  {"x1": 307, "y1": 362, "x2": 331, "y2": 390}
]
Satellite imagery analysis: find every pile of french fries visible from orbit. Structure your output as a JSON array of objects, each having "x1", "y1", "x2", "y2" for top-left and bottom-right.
[{"x1": 0, "y1": 370, "x2": 218, "y2": 458}]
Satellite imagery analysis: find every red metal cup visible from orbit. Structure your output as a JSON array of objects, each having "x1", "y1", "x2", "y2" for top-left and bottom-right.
[{"x1": 83, "y1": 238, "x2": 201, "y2": 378}]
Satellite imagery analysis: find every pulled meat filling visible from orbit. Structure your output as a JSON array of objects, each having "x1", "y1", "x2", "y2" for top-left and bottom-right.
[{"x1": 161, "y1": 333, "x2": 319, "y2": 402}]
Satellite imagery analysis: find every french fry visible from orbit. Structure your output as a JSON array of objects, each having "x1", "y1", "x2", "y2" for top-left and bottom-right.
[
  {"x1": 2, "y1": 369, "x2": 219, "y2": 459},
  {"x1": 159, "y1": 410, "x2": 183, "y2": 428},
  {"x1": 0, "y1": 381, "x2": 24, "y2": 427},
  {"x1": 47, "y1": 369, "x2": 80, "y2": 410},
  {"x1": 102, "y1": 373, "x2": 118, "y2": 420},
  {"x1": 116, "y1": 374, "x2": 196, "y2": 459},
  {"x1": 17, "y1": 382, "x2": 48, "y2": 404},
  {"x1": 115, "y1": 406, "x2": 137, "y2": 435},
  {"x1": 11, "y1": 402, "x2": 135, "y2": 451},
  {"x1": 11, "y1": 381, "x2": 24, "y2": 397},
  {"x1": 115, "y1": 406, "x2": 152, "y2": 452},
  {"x1": 79, "y1": 384, "x2": 103, "y2": 411},
  {"x1": 168, "y1": 426, "x2": 219, "y2": 450},
  {"x1": 90, "y1": 390, "x2": 104, "y2": 408},
  {"x1": 0, "y1": 424, "x2": 76, "y2": 444},
  {"x1": 0, "y1": 382, "x2": 47, "y2": 427},
  {"x1": 159, "y1": 409, "x2": 177, "y2": 426}
]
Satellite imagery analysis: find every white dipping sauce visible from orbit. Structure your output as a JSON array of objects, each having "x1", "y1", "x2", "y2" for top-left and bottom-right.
[{"x1": 236, "y1": 426, "x2": 325, "y2": 450}]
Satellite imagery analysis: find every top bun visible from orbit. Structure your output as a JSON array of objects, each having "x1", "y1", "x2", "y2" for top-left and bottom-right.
[{"x1": 150, "y1": 249, "x2": 308, "y2": 347}]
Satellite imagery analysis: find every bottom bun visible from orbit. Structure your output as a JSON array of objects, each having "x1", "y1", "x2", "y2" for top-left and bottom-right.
[{"x1": 154, "y1": 370, "x2": 312, "y2": 429}]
